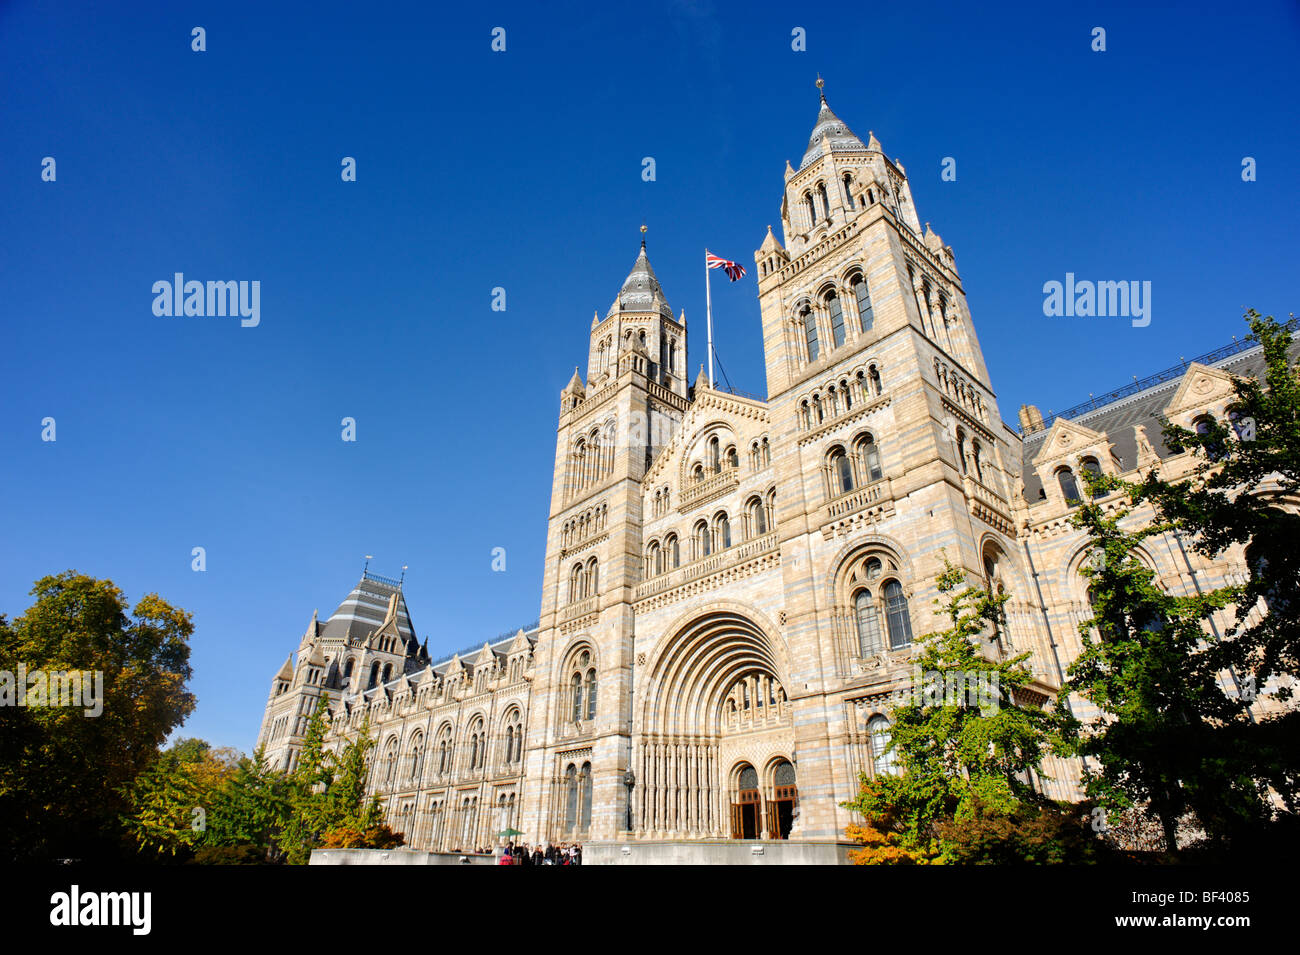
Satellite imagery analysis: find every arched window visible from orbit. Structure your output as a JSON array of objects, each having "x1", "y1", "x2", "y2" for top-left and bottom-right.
[
  {"x1": 818, "y1": 181, "x2": 831, "y2": 220},
  {"x1": 804, "y1": 192, "x2": 816, "y2": 226},
  {"x1": 749, "y1": 497, "x2": 767, "y2": 536},
  {"x1": 1080, "y1": 457, "x2": 1102, "y2": 496},
  {"x1": 869, "y1": 364, "x2": 882, "y2": 395},
  {"x1": 382, "y1": 737, "x2": 398, "y2": 784},
  {"x1": 368, "y1": 662, "x2": 380, "y2": 689},
  {"x1": 726, "y1": 445, "x2": 739, "y2": 469},
  {"x1": 829, "y1": 447, "x2": 853, "y2": 495},
  {"x1": 570, "y1": 672, "x2": 583, "y2": 722},
  {"x1": 587, "y1": 556, "x2": 599, "y2": 595},
  {"x1": 436, "y1": 726, "x2": 452, "y2": 776},
  {"x1": 381, "y1": 663, "x2": 392, "y2": 684},
  {"x1": 971, "y1": 440, "x2": 984, "y2": 482},
  {"x1": 812, "y1": 393, "x2": 823, "y2": 423},
  {"x1": 666, "y1": 533, "x2": 680, "y2": 569},
  {"x1": 715, "y1": 511, "x2": 732, "y2": 549},
  {"x1": 883, "y1": 580, "x2": 913, "y2": 650},
  {"x1": 407, "y1": 733, "x2": 424, "y2": 782},
  {"x1": 841, "y1": 378, "x2": 853, "y2": 412},
  {"x1": 802, "y1": 306, "x2": 820, "y2": 362},
  {"x1": 856, "y1": 435, "x2": 883, "y2": 482},
  {"x1": 1057, "y1": 467, "x2": 1082, "y2": 505},
  {"x1": 854, "y1": 589, "x2": 884, "y2": 656},
  {"x1": 709, "y1": 436, "x2": 721, "y2": 473},
  {"x1": 761, "y1": 437, "x2": 771, "y2": 466},
  {"x1": 868, "y1": 716, "x2": 896, "y2": 775},
  {"x1": 827, "y1": 291, "x2": 846, "y2": 348},
  {"x1": 343, "y1": 658, "x2": 354, "y2": 685},
  {"x1": 696, "y1": 519, "x2": 711, "y2": 558},
  {"x1": 1193, "y1": 415, "x2": 1227, "y2": 461},
  {"x1": 956, "y1": 428, "x2": 968, "y2": 475},
  {"x1": 853, "y1": 274, "x2": 874, "y2": 332},
  {"x1": 468, "y1": 718, "x2": 486, "y2": 771},
  {"x1": 584, "y1": 669, "x2": 597, "y2": 720},
  {"x1": 842, "y1": 173, "x2": 855, "y2": 210}
]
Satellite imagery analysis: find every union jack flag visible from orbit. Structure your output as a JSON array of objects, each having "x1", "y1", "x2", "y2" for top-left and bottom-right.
[{"x1": 706, "y1": 251, "x2": 746, "y2": 281}]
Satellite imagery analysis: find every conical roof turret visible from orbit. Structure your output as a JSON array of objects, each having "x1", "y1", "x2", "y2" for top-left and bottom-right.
[
  {"x1": 606, "y1": 240, "x2": 673, "y2": 319},
  {"x1": 799, "y1": 86, "x2": 867, "y2": 170}
]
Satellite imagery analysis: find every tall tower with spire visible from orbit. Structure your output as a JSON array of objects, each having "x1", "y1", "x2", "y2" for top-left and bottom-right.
[
  {"x1": 743, "y1": 84, "x2": 1025, "y2": 837},
  {"x1": 523, "y1": 233, "x2": 692, "y2": 840}
]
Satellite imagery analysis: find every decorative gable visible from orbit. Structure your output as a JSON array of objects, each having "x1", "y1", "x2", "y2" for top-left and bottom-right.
[{"x1": 1163, "y1": 362, "x2": 1240, "y2": 426}]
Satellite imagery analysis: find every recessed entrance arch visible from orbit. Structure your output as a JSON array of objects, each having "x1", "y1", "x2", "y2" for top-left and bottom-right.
[{"x1": 634, "y1": 607, "x2": 794, "y2": 839}]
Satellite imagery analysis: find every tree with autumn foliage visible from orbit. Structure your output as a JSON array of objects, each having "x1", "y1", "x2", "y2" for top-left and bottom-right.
[
  {"x1": 121, "y1": 737, "x2": 240, "y2": 859},
  {"x1": 0, "y1": 572, "x2": 196, "y2": 862}
]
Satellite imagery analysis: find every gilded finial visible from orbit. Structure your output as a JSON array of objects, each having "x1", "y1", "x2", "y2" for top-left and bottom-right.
[
  {"x1": 640, "y1": 222, "x2": 647, "y2": 249},
  {"x1": 816, "y1": 74, "x2": 825, "y2": 102}
]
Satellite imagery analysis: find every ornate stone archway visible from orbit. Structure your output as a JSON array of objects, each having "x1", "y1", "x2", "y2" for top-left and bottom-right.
[{"x1": 633, "y1": 607, "x2": 793, "y2": 839}]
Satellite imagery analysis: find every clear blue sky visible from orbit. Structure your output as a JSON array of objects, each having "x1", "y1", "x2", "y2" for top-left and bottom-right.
[{"x1": 2, "y1": 1, "x2": 1296, "y2": 753}]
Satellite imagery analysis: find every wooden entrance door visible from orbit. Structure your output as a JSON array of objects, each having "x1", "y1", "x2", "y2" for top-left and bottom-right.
[
  {"x1": 769, "y1": 759, "x2": 797, "y2": 839},
  {"x1": 731, "y1": 764, "x2": 762, "y2": 838}
]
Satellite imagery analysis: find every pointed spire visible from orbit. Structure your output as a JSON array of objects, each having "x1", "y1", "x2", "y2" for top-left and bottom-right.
[
  {"x1": 867, "y1": 130, "x2": 881, "y2": 151},
  {"x1": 758, "y1": 223, "x2": 784, "y2": 255},
  {"x1": 799, "y1": 81, "x2": 867, "y2": 170},
  {"x1": 607, "y1": 238, "x2": 672, "y2": 319},
  {"x1": 563, "y1": 366, "x2": 585, "y2": 395},
  {"x1": 693, "y1": 364, "x2": 710, "y2": 392},
  {"x1": 276, "y1": 654, "x2": 294, "y2": 681}
]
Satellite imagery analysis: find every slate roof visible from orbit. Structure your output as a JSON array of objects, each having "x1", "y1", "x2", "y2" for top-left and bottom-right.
[
  {"x1": 320, "y1": 571, "x2": 416, "y2": 646},
  {"x1": 1018, "y1": 339, "x2": 1295, "y2": 503},
  {"x1": 606, "y1": 243, "x2": 673, "y2": 319},
  {"x1": 799, "y1": 92, "x2": 868, "y2": 170}
]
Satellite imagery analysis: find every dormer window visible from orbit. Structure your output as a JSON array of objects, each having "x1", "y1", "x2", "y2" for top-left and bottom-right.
[{"x1": 1057, "y1": 467, "x2": 1082, "y2": 505}]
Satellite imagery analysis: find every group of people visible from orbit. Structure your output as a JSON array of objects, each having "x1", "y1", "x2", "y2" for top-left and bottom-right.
[{"x1": 496, "y1": 841, "x2": 582, "y2": 865}]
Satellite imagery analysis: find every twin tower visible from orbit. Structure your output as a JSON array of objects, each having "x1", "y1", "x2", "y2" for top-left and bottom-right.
[{"x1": 258, "y1": 87, "x2": 1035, "y2": 852}]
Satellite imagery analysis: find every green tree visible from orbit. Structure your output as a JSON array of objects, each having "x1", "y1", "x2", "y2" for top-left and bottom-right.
[
  {"x1": 1135, "y1": 311, "x2": 1300, "y2": 823},
  {"x1": 0, "y1": 572, "x2": 195, "y2": 861},
  {"x1": 276, "y1": 702, "x2": 384, "y2": 864},
  {"x1": 1058, "y1": 312, "x2": 1300, "y2": 854},
  {"x1": 843, "y1": 562, "x2": 1078, "y2": 862},
  {"x1": 203, "y1": 747, "x2": 292, "y2": 861},
  {"x1": 121, "y1": 737, "x2": 239, "y2": 859},
  {"x1": 1059, "y1": 474, "x2": 1258, "y2": 854}
]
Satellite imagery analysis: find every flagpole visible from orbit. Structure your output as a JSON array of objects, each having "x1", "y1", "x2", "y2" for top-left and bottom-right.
[{"x1": 704, "y1": 249, "x2": 714, "y2": 389}]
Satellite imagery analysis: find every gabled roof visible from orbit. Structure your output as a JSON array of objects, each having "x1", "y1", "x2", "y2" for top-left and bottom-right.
[{"x1": 799, "y1": 91, "x2": 868, "y2": 170}]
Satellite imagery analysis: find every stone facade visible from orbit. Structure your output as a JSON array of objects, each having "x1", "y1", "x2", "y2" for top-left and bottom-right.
[{"x1": 256, "y1": 89, "x2": 1286, "y2": 851}]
